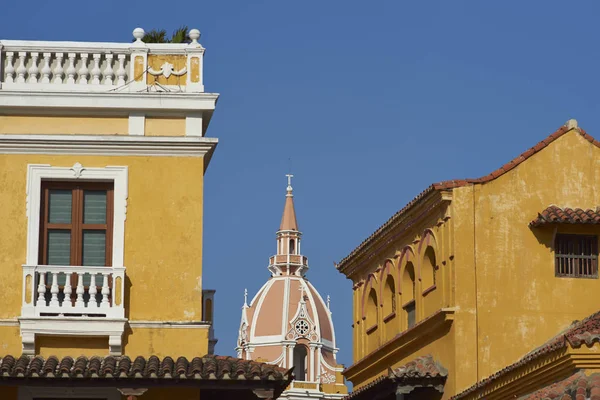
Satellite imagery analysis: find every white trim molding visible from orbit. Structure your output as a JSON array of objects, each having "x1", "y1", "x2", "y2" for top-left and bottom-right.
[
  {"x1": 0, "y1": 91, "x2": 218, "y2": 112},
  {"x1": 25, "y1": 163, "x2": 128, "y2": 267},
  {"x1": 19, "y1": 317, "x2": 127, "y2": 355},
  {"x1": 0, "y1": 135, "x2": 218, "y2": 169},
  {"x1": 19, "y1": 386, "x2": 121, "y2": 400}
]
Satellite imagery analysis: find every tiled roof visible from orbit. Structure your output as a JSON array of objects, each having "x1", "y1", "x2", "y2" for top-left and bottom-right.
[
  {"x1": 529, "y1": 206, "x2": 600, "y2": 227},
  {"x1": 337, "y1": 122, "x2": 599, "y2": 274},
  {"x1": 346, "y1": 355, "x2": 447, "y2": 399},
  {"x1": 452, "y1": 310, "x2": 600, "y2": 399},
  {"x1": 0, "y1": 354, "x2": 291, "y2": 381},
  {"x1": 390, "y1": 355, "x2": 448, "y2": 380},
  {"x1": 518, "y1": 371, "x2": 600, "y2": 400}
]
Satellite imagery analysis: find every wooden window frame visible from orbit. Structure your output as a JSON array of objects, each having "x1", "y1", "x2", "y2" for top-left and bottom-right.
[
  {"x1": 555, "y1": 233, "x2": 598, "y2": 279},
  {"x1": 39, "y1": 181, "x2": 114, "y2": 267}
]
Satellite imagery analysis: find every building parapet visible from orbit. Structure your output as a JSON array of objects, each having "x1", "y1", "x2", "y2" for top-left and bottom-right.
[{"x1": 0, "y1": 27, "x2": 205, "y2": 94}]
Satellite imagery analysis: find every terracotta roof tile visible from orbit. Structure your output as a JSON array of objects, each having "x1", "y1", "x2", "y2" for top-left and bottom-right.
[
  {"x1": 390, "y1": 355, "x2": 448, "y2": 380},
  {"x1": 338, "y1": 123, "x2": 595, "y2": 274},
  {"x1": 529, "y1": 206, "x2": 600, "y2": 227},
  {"x1": 518, "y1": 371, "x2": 600, "y2": 400},
  {"x1": 452, "y1": 310, "x2": 600, "y2": 399},
  {"x1": 345, "y1": 355, "x2": 447, "y2": 399},
  {"x1": 0, "y1": 354, "x2": 291, "y2": 381}
]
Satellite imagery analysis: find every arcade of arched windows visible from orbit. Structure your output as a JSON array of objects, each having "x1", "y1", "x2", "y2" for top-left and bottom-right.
[{"x1": 354, "y1": 228, "x2": 447, "y2": 357}]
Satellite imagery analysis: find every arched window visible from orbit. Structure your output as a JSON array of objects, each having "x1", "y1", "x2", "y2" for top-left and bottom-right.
[
  {"x1": 382, "y1": 276, "x2": 396, "y2": 317},
  {"x1": 366, "y1": 288, "x2": 378, "y2": 327},
  {"x1": 289, "y1": 239, "x2": 295, "y2": 254},
  {"x1": 293, "y1": 345, "x2": 307, "y2": 381},
  {"x1": 402, "y1": 262, "x2": 416, "y2": 328},
  {"x1": 422, "y1": 247, "x2": 436, "y2": 290}
]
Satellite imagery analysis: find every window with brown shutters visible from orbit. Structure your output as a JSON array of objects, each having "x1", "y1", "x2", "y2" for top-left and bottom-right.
[
  {"x1": 555, "y1": 234, "x2": 598, "y2": 278},
  {"x1": 39, "y1": 181, "x2": 114, "y2": 267}
]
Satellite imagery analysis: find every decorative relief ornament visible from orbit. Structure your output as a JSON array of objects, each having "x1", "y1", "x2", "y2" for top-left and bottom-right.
[
  {"x1": 295, "y1": 319, "x2": 309, "y2": 336},
  {"x1": 320, "y1": 372, "x2": 336, "y2": 384},
  {"x1": 148, "y1": 62, "x2": 186, "y2": 78},
  {"x1": 71, "y1": 162, "x2": 85, "y2": 178}
]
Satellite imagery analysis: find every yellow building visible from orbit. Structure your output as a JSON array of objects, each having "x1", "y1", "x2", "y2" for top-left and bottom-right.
[
  {"x1": 0, "y1": 28, "x2": 291, "y2": 399},
  {"x1": 336, "y1": 120, "x2": 600, "y2": 399}
]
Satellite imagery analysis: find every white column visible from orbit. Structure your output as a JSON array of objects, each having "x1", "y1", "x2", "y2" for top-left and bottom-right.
[
  {"x1": 185, "y1": 112, "x2": 203, "y2": 136},
  {"x1": 128, "y1": 113, "x2": 145, "y2": 136},
  {"x1": 308, "y1": 344, "x2": 316, "y2": 382},
  {"x1": 129, "y1": 28, "x2": 149, "y2": 92}
]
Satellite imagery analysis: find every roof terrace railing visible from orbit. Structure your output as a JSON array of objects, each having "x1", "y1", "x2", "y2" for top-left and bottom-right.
[{"x1": 0, "y1": 28, "x2": 205, "y2": 94}]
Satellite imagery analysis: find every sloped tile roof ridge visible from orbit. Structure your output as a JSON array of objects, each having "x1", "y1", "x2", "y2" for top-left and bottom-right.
[
  {"x1": 452, "y1": 310, "x2": 600, "y2": 399},
  {"x1": 345, "y1": 354, "x2": 447, "y2": 399},
  {"x1": 390, "y1": 354, "x2": 448, "y2": 380},
  {"x1": 338, "y1": 122, "x2": 595, "y2": 271},
  {"x1": 518, "y1": 371, "x2": 600, "y2": 400},
  {"x1": 529, "y1": 205, "x2": 600, "y2": 227},
  {"x1": 0, "y1": 354, "x2": 291, "y2": 381}
]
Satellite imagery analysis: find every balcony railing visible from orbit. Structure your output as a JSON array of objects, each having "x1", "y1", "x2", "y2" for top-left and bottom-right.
[
  {"x1": 269, "y1": 255, "x2": 308, "y2": 266},
  {"x1": 21, "y1": 265, "x2": 125, "y2": 319},
  {"x1": 0, "y1": 27, "x2": 205, "y2": 94}
]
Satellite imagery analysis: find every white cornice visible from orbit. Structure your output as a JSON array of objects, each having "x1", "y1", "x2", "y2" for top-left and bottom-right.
[
  {"x1": 0, "y1": 134, "x2": 218, "y2": 169},
  {"x1": 0, "y1": 91, "x2": 219, "y2": 114}
]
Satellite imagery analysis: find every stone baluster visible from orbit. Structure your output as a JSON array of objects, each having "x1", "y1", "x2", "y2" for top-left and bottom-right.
[
  {"x1": 27, "y1": 52, "x2": 39, "y2": 83},
  {"x1": 36, "y1": 272, "x2": 46, "y2": 304},
  {"x1": 4, "y1": 52, "x2": 15, "y2": 83},
  {"x1": 101, "y1": 273, "x2": 110, "y2": 308},
  {"x1": 75, "y1": 272, "x2": 85, "y2": 307},
  {"x1": 40, "y1": 53, "x2": 52, "y2": 83},
  {"x1": 116, "y1": 54, "x2": 127, "y2": 86},
  {"x1": 16, "y1": 52, "x2": 27, "y2": 83},
  {"x1": 104, "y1": 54, "x2": 114, "y2": 85},
  {"x1": 93, "y1": 274, "x2": 102, "y2": 307},
  {"x1": 91, "y1": 53, "x2": 102, "y2": 84},
  {"x1": 66, "y1": 53, "x2": 77, "y2": 84},
  {"x1": 78, "y1": 53, "x2": 89, "y2": 84},
  {"x1": 63, "y1": 272, "x2": 72, "y2": 308},
  {"x1": 49, "y1": 272, "x2": 59, "y2": 306},
  {"x1": 53, "y1": 53, "x2": 64, "y2": 84}
]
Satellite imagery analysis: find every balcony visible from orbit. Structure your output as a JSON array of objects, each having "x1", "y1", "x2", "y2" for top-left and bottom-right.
[
  {"x1": 20, "y1": 265, "x2": 126, "y2": 355},
  {"x1": 269, "y1": 254, "x2": 308, "y2": 266},
  {"x1": 0, "y1": 28, "x2": 205, "y2": 94}
]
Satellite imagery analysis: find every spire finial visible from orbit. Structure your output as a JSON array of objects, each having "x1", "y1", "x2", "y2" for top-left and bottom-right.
[
  {"x1": 286, "y1": 174, "x2": 294, "y2": 195},
  {"x1": 244, "y1": 288, "x2": 248, "y2": 307},
  {"x1": 327, "y1": 295, "x2": 331, "y2": 310}
]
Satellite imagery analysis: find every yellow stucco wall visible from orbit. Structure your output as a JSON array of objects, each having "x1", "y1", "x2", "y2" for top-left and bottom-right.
[
  {"x1": 0, "y1": 115, "x2": 129, "y2": 135},
  {"x1": 345, "y1": 128, "x2": 600, "y2": 398},
  {"x1": 0, "y1": 153, "x2": 207, "y2": 357},
  {"x1": 145, "y1": 116, "x2": 186, "y2": 136},
  {"x1": 460, "y1": 130, "x2": 600, "y2": 379}
]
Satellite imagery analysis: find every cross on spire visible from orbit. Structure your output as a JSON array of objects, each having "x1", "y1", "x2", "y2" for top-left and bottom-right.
[{"x1": 286, "y1": 174, "x2": 293, "y2": 193}]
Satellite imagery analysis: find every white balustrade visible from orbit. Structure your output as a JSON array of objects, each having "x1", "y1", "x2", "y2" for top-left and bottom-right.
[
  {"x1": 21, "y1": 265, "x2": 125, "y2": 319},
  {"x1": 1, "y1": 28, "x2": 206, "y2": 93}
]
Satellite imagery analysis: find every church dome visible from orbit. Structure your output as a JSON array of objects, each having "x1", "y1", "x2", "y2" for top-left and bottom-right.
[{"x1": 236, "y1": 176, "x2": 345, "y2": 394}]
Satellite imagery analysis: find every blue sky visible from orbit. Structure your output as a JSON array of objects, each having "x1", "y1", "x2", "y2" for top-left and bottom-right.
[{"x1": 3, "y1": 1, "x2": 600, "y2": 370}]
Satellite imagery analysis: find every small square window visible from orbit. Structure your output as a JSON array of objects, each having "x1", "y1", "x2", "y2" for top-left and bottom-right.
[{"x1": 555, "y1": 234, "x2": 598, "y2": 278}]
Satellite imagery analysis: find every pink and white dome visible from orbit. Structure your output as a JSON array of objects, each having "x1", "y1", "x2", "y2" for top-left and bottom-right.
[{"x1": 236, "y1": 177, "x2": 342, "y2": 387}]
